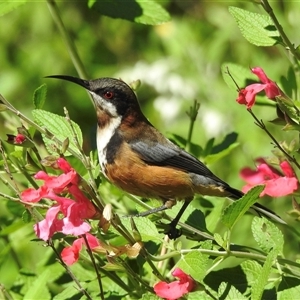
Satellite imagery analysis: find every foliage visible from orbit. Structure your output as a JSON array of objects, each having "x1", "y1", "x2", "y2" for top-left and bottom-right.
[{"x1": 1, "y1": 1, "x2": 300, "y2": 299}]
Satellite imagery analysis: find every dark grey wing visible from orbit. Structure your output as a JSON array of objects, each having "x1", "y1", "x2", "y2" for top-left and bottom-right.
[
  {"x1": 130, "y1": 140, "x2": 226, "y2": 184},
  {"x1": 130, "y1": 139, "x2": 286, "y2": 223}
]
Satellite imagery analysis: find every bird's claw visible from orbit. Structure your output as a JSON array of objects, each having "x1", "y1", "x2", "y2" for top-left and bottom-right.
[{"x1": 165, "y1": 222, "x2": 182, "y2": 240}]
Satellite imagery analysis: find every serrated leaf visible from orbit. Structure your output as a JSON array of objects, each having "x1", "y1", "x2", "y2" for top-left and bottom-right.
[
  {"x1": 176, "y1": 242, "x2": 212, "y2": 282},
  {"x1": 0, "y1": 1, "x2": 27, "y2": 16},
  {"x1": 241, "y1": 260, "x2": 263, "y2": 285},
  {"x1": 251, "y1": 216, "x2": 284, "y2": 254},
  {"x1": 214, "y1": 233, "x2": 225, "y2": 248},
  {"x1": 91, "y1": 0, "x2": 170, "y2": 25},
  {"x1": 23, "y1": 269, "x2": 51, "y2": 300},
  {"x1": 218, "y1": 282, "x2": 247, "y2": 300},
  {"x1": 221, "y1": 185, "x2": 264, "y2": 229},
  {"x1": 33, "y1": 84, "x2": 47, "y2": 109},
  {"x1": 251, "y1": 249, "x2": 277, "y2": 300},
  {"x1": 229, "y1": 6, "x2": 281, "y2": 46},
  {"x1": 32, "y1": 109, "x2": 83, "y2": 156},
  {"x1": 121, "y1": 217, "x2": 160, "y2": 242}
]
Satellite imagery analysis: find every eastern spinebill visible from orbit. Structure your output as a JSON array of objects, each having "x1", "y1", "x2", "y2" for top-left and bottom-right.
[{"x1": 47, "y1": 75, "x2": 284, "y2": 239}]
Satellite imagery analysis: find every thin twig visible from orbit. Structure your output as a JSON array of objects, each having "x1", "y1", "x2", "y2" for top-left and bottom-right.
[
  {"x1": 82, "y1": 234, "x2": 104, "y2": 300},
  {"x1": 260, "y1": 0, "x2": 300, "y2": 62},
  {"x1": 248, "y1": 108, "x2": 300, "y2": 169},
  {"x1": 46, "y1": 0, "x2": 88, "y2": 79},
  {"x1": 48, "y1": 239, "x2": 93, "y2": 299}
]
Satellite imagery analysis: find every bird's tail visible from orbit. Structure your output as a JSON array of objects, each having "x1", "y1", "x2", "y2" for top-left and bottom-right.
[{"x1": 226, "y1": 186, "x2": 286, "y2": 225}]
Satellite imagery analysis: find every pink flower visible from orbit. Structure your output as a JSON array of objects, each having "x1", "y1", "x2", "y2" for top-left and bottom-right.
[
  {"x1": 61, "y1": 233, "x2": 100, "y2": 265},
  {"x1": 15, "y1": 133, "x2": 26, "y2": 144},
  {"x1": 20, "y1": 158, "x2": 96, "y2": 240},
  {"x1": 240, "y1": 158, "x2": 298, "y2": 197},
  {"x1": 153, "y1": 268, "x2": 195, "y2": 300},
  {"x1": 236, "y1": 67, "x2": 283, "y2": 109},
  {"x1": 6, "y1": 133, "x2": 33, "y2": 147}
]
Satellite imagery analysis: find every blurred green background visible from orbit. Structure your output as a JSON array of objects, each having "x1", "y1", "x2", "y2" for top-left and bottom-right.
[
  {"x1": 0, "y1": 0, "x2": 299, "y2": 292},
  {"x1": 1, "y1": 1, "x2": 297, "y2": 181}
]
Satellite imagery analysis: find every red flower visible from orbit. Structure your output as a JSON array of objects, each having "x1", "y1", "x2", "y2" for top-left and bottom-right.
[
  {"x1": 153, "y1": 268, "x2": 195, "y2": 300},
  {"x1": 15, "y1": 133, "x2": 26, "y2": 144},
  {"x1": 20, "y1": 158, "x2": 97, "y2": 240},
  {"x1": 240, "y1": 158, "x2": 298, "y2": 197},
  {"x1": 61, "y1": 233, "x2": 100, "y2": 265},
  {"x1": 236, "y1": 67, "x2": 283, "y2": 109}
]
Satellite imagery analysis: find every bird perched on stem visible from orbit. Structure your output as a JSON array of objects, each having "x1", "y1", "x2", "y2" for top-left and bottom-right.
[{"x1": 47, "y1": 75, "x2": 284, "y2": 239}]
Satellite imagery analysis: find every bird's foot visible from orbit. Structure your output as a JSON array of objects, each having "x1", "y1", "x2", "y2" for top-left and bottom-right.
[{"x1": 165, "y1": 221, "x2": 182, "y2": 240}]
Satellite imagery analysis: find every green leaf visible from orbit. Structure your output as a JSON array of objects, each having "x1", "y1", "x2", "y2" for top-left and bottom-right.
[
  {"x1": 241, "y1": 260, "x2": 263, "y2": 286},
  {"x1": 121, "y1": 217, "x2": 160, "y2": 242},
  {"x1": 187, "y1": 290, "x2": 216, "y2": 300},
  {"x1": 278, "y1": 285, "x2": 300, "y2": 300},
  {"x1": 205, "y1": 143, "x2": 239, "y2": 165},
  {"x1": 276, "y1": 96, "x2": 300, "y2": 125},
  {"x1": 214, "y1": 233, "x2": 225, "y2": 248},
  {"x1": 251, "y1": 249, "x2": 278, "y2": 300},
  {"x1": 23, "y1": 269, "x2": 51, "y2": 300},
  {"x1": 251, "y1": 216, "x2": 284, "y2": 254},
  {"x1": 91, "y1": 0, "x2": 170, "y2": 25},
  {"x1": 205, "y1": 132, "x2": 240, "y2": 164},
  {"x1": 280, "y1": 66, "x2": 297, "y2": 98},
  {"x1": 0, "y1": 1, "x2": 27, "y2": 16},
  {"x1": 229, "y1": 6, "x2": 281, "y2": 46},
  {"x1": 33, "y1": 84, "x2": 47, "y2": 109},
  {"x1": 176, "y1": 241, "x2": 212, "y2": 282},
  {"x1": 53, "y1": 283, "x2": 85, "y2": 300},
  {"x1": 32, "y1": 109, "x2": 83, "y2": 156},
  {"x1": 221, "y1": 185, "x2": 264, "y2": 229},
  {"x1": 141, "y1": 293, "x2": 161, "y2": 300},
  {"x1": 218, "y1": 282, "x2": 247, "y2": 300},
  {"x1": 22, "y1": 209, "x2": 32, "y2": 223}
]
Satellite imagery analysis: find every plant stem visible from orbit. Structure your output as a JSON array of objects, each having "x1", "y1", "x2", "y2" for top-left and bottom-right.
[
  {"x1": 83, "y1": 234, "x2": 104, "y2": 300},
  {"x1": 260, "y1": 0, "x2": 300, "y2": 62},
  {"x1": 46, "y1": 0, "x2": 88, "y2": 79},
  {"x1": 185, "y1": 100, "x2": 200, "y2": 152},
  {"x1": 49, "y1": 240, "x2": 93, "y2": 300},
  {"x1": 148, "y1": 247, "x2": 300, "y2": 277},
  {"x1": 248, "y1": 108, "x2": 300, "y2": 169}
]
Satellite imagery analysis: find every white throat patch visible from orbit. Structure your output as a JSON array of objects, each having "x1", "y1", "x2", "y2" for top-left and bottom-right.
[
  {"x1": 90, "y1": 91, "x2": 118, "y2": 117},
  {"x1": 96, "y1": 116, "x2": 122, "y2": 174}
]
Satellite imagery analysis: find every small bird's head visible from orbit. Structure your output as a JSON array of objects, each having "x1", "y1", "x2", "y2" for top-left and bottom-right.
[{"x1": 47, "y1": 75, "x2": 145, "y2": 126}]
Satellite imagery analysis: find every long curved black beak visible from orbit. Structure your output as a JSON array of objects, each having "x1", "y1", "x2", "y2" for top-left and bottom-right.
[{"x1": 45, "y1": 75, "x2": 91, "y2": 91}]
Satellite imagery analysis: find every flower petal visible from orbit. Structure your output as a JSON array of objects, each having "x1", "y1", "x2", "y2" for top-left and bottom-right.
[
  {"x1": 61, "y1": 237, "x2": 84, "y2": 265},
  {"x1": 264, "y1": 177, "x2": 298, "y2": 197},
  {"x1": 34, "y1": 205, "x2": 63, "y2": 240}
]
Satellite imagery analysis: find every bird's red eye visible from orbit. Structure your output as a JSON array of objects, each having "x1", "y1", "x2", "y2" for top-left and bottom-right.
[{"x1": 103, "y1": 91, "x2": 114, "y2": 99}]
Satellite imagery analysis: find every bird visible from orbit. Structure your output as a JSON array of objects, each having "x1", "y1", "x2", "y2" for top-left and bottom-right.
[{"x1": 47, "y1": 75, "x2": 284, "y2": 239}]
